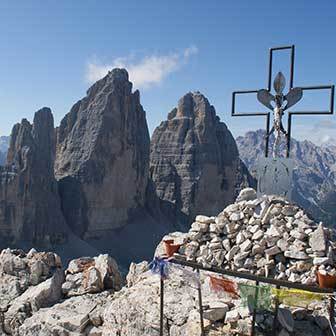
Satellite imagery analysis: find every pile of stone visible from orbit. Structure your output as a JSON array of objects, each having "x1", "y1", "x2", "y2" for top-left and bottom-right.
[
  {"x1": 179, "y1": 188, "x2": 336, "y2": 285},
  {"x1": 0, "y1": 249, "x2": 122, "y2": 335}
]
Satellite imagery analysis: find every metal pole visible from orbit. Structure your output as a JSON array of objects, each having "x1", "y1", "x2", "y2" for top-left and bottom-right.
[
  {"x1": 251, "y1": 280, "x2": 259, "y2": 336},
  {"x1": 329, "y1": 293, "x2": 335, "y2": 327},
  {"x1": 272, "y1": 285, "x2": 280, "y2": 335},
  {"x1": 196, "y1": 269, "x2": 205, "y2": 336},
  {"x1": 290, "y1": 45, "x2": 295, "y2": 89},
  {"x1": 265, "y1": 112, "x2": 270, "y2": 157},
  {"x1": 268, "y1": 49, "x2": 273, "y2": 91},
  {"x1": 160, "y1": 277, "x2": 164, "y2": 336},
  {"x1": 170, "y1": 258, "x2": 333, "y2": 294},
  {"x1": 286, "y1": 113, "x2": 292, "y2": 158}
]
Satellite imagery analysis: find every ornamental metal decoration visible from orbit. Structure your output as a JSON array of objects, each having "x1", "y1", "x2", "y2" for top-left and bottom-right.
[{"x1": 257, "y1": 71, "x2": 303, "y2": 158}]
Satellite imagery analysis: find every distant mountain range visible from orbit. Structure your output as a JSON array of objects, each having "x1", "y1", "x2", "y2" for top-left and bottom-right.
[
  {"x1": 236, "y1": 130, "x2": 336, "y2": 227},
  {"x1": 0, "y1": 136, "x2": 9, "y2": 165},
  {"x1": 0, "y1": 69, "x2": 251, "y2": 266}
]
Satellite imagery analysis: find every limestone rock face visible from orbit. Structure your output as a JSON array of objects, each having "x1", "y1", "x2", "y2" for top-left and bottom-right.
[
  {"x1": 55, "y1": 68, "x2": 150, "y2": 238},
  {"x1": 0, "y1": 108, "x2": 67, "y2": 245},
  {"x1": 150, "y1": 92, "x2": 253, "y2": 228}
]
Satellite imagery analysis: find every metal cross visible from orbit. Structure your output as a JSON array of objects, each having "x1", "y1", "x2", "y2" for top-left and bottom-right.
[{"x1": 232, "y1": 45, "x2": 335, "y2": 158}]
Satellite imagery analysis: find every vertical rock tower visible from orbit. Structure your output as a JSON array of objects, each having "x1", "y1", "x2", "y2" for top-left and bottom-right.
[
  {"x1": 150, "y1": 92, "x2": 252, "y2": 228},
  {"x1": 0, "y1": 108, "x2": 67, "y2": 245},
  {"x1": 55, "y1": 69, "x2": 150, "y2": 238}
]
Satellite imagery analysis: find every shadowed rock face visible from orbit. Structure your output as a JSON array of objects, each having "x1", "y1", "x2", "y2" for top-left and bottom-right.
[
  {"x1": 55, "y1": 69, "x2": 150, "y2": 238},
  {"x1": 150, "y1": 92, "x2": 252, "y2": 228},
  {"x1": 0, "y1": 108, "x2": 67, "y2": 245}
]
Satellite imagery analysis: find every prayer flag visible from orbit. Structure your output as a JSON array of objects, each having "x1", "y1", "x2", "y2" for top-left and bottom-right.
[
  {"x1": 209, "y1": 275, "x2": 239, "y2": 298},
  {"x1": 238, "y1": 283, "x2": 272, "y2": 310}
]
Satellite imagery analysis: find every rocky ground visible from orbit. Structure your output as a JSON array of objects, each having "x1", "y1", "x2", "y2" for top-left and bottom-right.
[{"x1": 0, "y1": 189, "x2": 335, "y2": 335}]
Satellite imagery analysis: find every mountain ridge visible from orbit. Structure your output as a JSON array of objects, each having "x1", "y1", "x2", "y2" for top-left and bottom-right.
[{"x1": 236, "y1": 129, "x2": 336, "y2": 226}]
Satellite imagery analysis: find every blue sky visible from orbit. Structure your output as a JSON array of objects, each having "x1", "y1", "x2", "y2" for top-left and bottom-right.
[{"x1": 0, "y1": 1, "x2": 336, "y2": 144}]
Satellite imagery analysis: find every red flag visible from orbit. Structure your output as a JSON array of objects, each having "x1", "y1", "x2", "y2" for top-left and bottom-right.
[{"x1": 209, "y1": 275, "x2": 239, "y2": 299}]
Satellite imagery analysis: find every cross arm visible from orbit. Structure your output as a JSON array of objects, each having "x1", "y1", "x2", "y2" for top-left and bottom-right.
[
  {"x1": 231, "y1": 89, "x2": 271, "y2": 157},
  {"x1": 286, "y1": 84, "x2": 335, "y2": 156},
  {"x1": 287, "y1": 85, "x2": 334, "y2": 115},
  {"x1": 231, "y1": 90, "x2": 270, "y2": 116}
]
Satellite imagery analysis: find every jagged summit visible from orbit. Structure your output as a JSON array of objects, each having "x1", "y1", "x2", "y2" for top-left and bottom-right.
[
  {"x1": 168, "y1": 91, "x2": 217, "y2": 120},
  {"x1": 0, "y1": 107, "x2": 67, "y2": 245},
  {"x1": 86, "y1": 68, "x2": 132, "y2": 97},
  {"x1": 150, "y1": 92, "x2": 253, "y2": 229},
  {"x1": 55, "y1": 68, "x2": 150, "y2": 238}
]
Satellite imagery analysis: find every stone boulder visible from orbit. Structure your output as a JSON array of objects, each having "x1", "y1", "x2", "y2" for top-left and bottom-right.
[
  {"x1": 0, "y1": 108, "x2": 68, "y2": 246},
  {"x1": 55, "y1": 68, "x2": 150, "y2": 239},
  {"x1": 126, "y1": 261, "x2": 149, "y2": 287},
  {"x1": 62, "y1": 254, "x2": 122, "y2": 297},
  {"x1": 103, "y1": 263, "x2": 208, "y2": 336},
  {"x1": 0, "y1": 248, "x2": 62, "y2": 307},
  {"x1": 150, "y1": 92, "x2": 253, "y2": 229},
  {"x1": 16, "y1": 292, "x2": 109, "y2": 336},
  {"x1": 3, "y1": 269, "x2": 64, "y2": 334},
  {"x1": 0, "y1": 248, "x2": 64, "y2": 335}
]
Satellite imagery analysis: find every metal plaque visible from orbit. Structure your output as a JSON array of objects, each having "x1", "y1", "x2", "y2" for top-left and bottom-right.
[{"x1": 257, "y1": 158, "x2": 294, "y2": 200}]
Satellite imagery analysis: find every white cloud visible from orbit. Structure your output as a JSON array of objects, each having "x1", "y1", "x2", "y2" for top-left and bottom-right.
[
  {"x1": 290, "y1": 120, "x2": 336, "y2": 145},
  {"x1": 183, "y1": 45, "x2": 198, "y2": 58},
  {"x1": 85, "y1": 46, "x2": 198, "y2": 89}
]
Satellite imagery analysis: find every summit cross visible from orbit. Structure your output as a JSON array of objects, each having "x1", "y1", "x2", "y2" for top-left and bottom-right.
[
  {"x1": 231, "y1": 45, "x2": 334, "y2": 198},
  {"x1": 232, "y1": 45, "x2": 334, "y2": 158}
]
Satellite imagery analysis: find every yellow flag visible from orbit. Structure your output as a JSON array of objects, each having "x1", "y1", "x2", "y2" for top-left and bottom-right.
[{"x1": 272, "y1": 288, "x2": 326, "y2": 308}]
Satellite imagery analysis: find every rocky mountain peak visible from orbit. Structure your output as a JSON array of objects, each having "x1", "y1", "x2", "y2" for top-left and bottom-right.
[
  {"x1": 169, "y1": 91, "x2": 216, "y2": 122},
  {"x1": 0, "y1": 107, "x2": 67, "y2": 245},
  {"x1": 150, "y1": 92, "x2": 253, "y2": 229},
  {"x1": 55, "y1": 68, "x2": 150, "y2": 238},
  {"x1": 86, "y1": 68, "x2": 132, "y2": 99}
]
